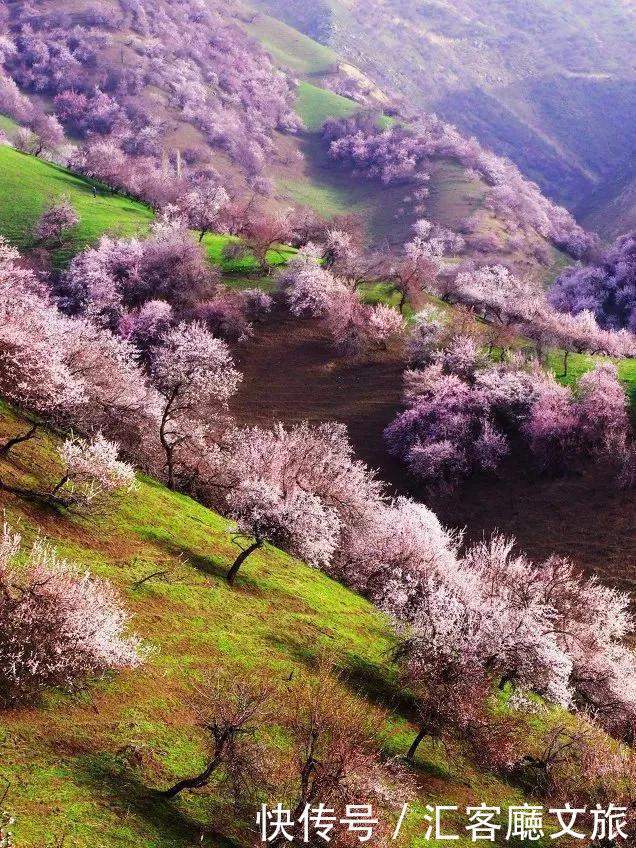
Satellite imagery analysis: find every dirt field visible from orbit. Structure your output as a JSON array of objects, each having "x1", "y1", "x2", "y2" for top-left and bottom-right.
[{"x1": 231, "y1": 308, "x2": 636, "y2": 581}]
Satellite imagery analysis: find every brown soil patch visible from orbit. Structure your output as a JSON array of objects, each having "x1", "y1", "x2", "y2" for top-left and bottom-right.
[
  {"x1": 231, "y1": 307, "x2": 404, "y2": 474},
  {"x1": 432, "y1": 463, "x2": 636, "y2": 582}
]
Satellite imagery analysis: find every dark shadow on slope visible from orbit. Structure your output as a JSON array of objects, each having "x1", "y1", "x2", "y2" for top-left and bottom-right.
[
  {"x1": 139, "y1": 527, "x2": 316, "y2": 603},
  {"x1": 68, "y1": 755, "x2": 235, "y2": 847},
  {"x1": 338, "y1": 654, "x2": 418, "y2": 719},
  {"x1": 433, "y1": 85, "x2": 592, "y2": 207},
  {"x1": 138, "y1": 528, "x2": 230, "y2": 581},
  {"x1": 294, "y1": 133, "x2": 413, "y2": 245}
]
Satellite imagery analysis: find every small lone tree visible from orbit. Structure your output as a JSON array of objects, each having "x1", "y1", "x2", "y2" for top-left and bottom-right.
[
  {"x1": 35, "y1": 197, "x2": 79, "y2": 248},
  {"x1": 239, "y1": 211, "x2": 293, "y2": 273},
  {"x1": 14, "y1": 114, "x2": 64, "y2": 158},
  {"x1": 0, "y1": 524, "x2": 144, "y2": 706},
  {"x1": 267, "y1": 673, "x2": 406, "y2": 846},
  {"x1": 0, "y1": 433, "x2": 135, "y2": 512},
  {"x1": 159, "y1": 676, "x2": 273, "y2": 798},
  {"x1": 52, "y1": 433, "x2": 136, "y2": 511},
  {"x1": 180, "y1": 183, "x2": 230, "y2": 243}
]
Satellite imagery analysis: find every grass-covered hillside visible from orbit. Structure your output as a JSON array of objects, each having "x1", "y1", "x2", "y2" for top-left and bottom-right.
[
  {"x1": 0, "y1": 404, "x2": 557, "y2": 848},
  {"x1": 0, "y1": 144, "x2": 296, "y2": 272},
  {"x1": 0, "y1": 145, "x2": 153, "y2": 264},
  {"x1": 252, "y1": 0, "x2": 636, "y2": 218},
  {"x1": 295, "y1": 81, "x2": 360, "y2": 132},
  {"x1": 243, "y1": 12, "x2": 340, "y2": 76}
]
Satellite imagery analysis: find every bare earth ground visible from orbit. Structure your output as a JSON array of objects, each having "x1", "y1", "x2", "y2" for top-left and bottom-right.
[{"x1": 231, "y1": 308, "x2": 636, "y2": 583}]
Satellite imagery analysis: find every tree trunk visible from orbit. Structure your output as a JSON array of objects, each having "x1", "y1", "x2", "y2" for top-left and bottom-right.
[
  {"x1": 0, "y1": 478, "x2": 63, "y2": 509},
  {"x1": 227, "y1": 540, "x2": 262, "y2": 585},
  {"x1": 51, "y1": 474, "x2": 70, "y2": 496},
  {"x1": 164, "y1": 447, "x2": 175, "y2": 491},
  {"x1": 498, "y1": 670, "x2": 516, "y2": 691},
  {"x1": 562, "y1": 349, "x2": 569, "y2": 378},
  {"x1": 0, "y1": 424, "x2": 37, "y2": 457},
  {"x1": 159, "y1": 756, "x2": 221, "y2": 798},
  {"x1": 406, "y1": 726, "x2": 428, "y2": 761},
  {"x1": 159, "y1": 393, "x2": 177, "y2": 490}
]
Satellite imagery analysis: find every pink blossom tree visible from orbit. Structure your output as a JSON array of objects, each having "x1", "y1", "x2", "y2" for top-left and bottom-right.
[
  {"x1": 35, "y1": 196, "x2": 79, "y2": 247},
  {"x1": 118, "y1": 299, "x2": 174, "y2": 355},
  {"x1": 240, "y1": 288, "x2": 273, "y2": 323},
  {"x1": 225, "y1": 478, "x2": 341, "y2": 584},
  {"x1": 14, "y1": 113, "x2": 64, "y2": 157},
  {"x1": 326, "y1": 291, "x2": 405, "y2": 356},
  {"x1": 219, "y1": 420, "x2": 384, "y2": 584},
  {"x1": 407, "y1": 306, "x2": 448, "y2": 366},
  {"x1": 149, "y1": 322, "x2": 241, "y2": 489},
  {"x1": 463, "y1": 537, "x2": 574, "y2": 706},
  {"x1": 224, "y1": 421, "x2": 384, "y2": 539},
  {"x1": 61, "y1": 318, "x2": 158, "y2": 456},
  {"x1": 0, "y1": 238, "x2": 157, "y2": 459},
  {"x1": 194, "y1": 291, "x2": 254, "y2": 344},
  {"x1": 180, "y1": 183, "x2": 229, "y2": 243},
  {"x1": 384, "y1": 366, "x2": 508, "y2": 490},
  {"x1": 365, "y1": 303, "x2": 406, "y2": 350},
  {"x1": 0, "y1": 238, "x2": 86, "y2": 417},
  {"x1": 52, "y1": 433, "x2": 136, "y2": 511},
  {"x1": 238, "y1": 211, "x2": 293, "y2": 274},
  {"x1": 0, "y1": 524, "x2": 144, "y2": 706},
  {"x1": 279, "y1": 249, "x2": 346, "y2": 318},
  {"x1": 334, "y1": 496, "x2": 461, "y2": 617},
  {"x1": 453, "y1": 264, "x2": 541, "y2": 325},
  {"x1": 576, "y1": 363, "x2": 630, "y2": 460}
]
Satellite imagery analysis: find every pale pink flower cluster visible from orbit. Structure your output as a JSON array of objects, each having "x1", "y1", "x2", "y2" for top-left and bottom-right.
[
  {"x1": 0, "y1": 524, "x2": 144, "y2": 706},
  {"x1": 57, "y1": 433, "x2": 136, "y2": 510}
]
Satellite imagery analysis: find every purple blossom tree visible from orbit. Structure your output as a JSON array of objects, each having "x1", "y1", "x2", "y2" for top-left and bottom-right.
[{"x1": 35, "y1": 197, "x2": 79, "y2": 247}]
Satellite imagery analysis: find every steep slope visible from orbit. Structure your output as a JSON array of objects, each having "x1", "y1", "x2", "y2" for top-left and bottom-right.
[
  {"x1": 0, "y1": 403, "x2": 555, "y2": 848},
  {"x1": 2, "y1": 0, "x2": 299, "y2": 188},
  {"x1": 579, "y1": 166, "x2": 636, "y2": 240},
  {"x1": 252, "y1": 0, "x2": 636, "y2": 214},
  {"x1": 0, "y1": 144, "x2": 298, "y2": 273},
  {"x1": 0, "y1": 144, "x2": 152, "y2": 263},
  {"x1": 2, "y1": 0, "x2": 587, "y2": 270}
]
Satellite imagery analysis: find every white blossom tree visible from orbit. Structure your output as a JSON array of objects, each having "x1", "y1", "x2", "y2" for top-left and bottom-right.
[
  {"x1": 0, "y1": 524, "x2": 144, "y2": 706},
  {"x1": 225, "y1": 478, "x2": 341, "y2": 584},
  {"x1": 149, "y1": 322, "x2": 242, "y2": 489},
  {"x1": 52, "y1": 433, "x2": 136, "y2": 511}
]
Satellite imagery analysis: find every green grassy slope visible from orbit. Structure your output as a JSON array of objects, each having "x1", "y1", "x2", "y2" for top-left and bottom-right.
[
  {"x1": 277, "y1": 134, "x2": 413, "y2": 243},
  {"x1": 426, "y1": 161, "x2": 487, "y2": 228},
  {"x1": 275, "y1": 0, "x2": 636, "y2": 212},
  {"x1": 242, "y1": 12, "x2": 412, "y2": 234},
  {"x1": 0, "y1": 405, "x2": 556, "y2": 848},
  {"x1": 0, "y1": 145, "x2": 153, "y2": 264},
  {"x1": 244, "y1": 13, "x2": 339, "y2": 75},
  {"x1": 0, "y1": 146, "x2": 294, "y2": 273},
  {"x1": 295, "y1": 80, "x2": 361, "y2": 131}
]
